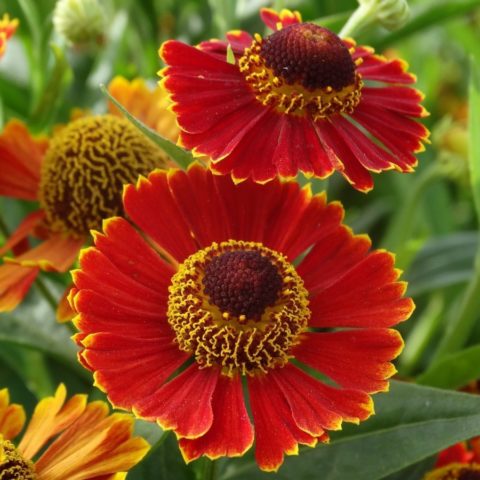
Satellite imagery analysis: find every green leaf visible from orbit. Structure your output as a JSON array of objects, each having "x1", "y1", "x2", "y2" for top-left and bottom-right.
[
  {"x1": 100, "y1": 85, "x2": 194, "y2": 170},
  {"x1": 221, "y1": 382, "x2": 480, "y2": 480},
  {"x1": 469, "y1": 57, "x2": 480, "y2": 222},
  {"x1": 417, "y1": 344, "x2": 480, "y2": 389},
  {"x1": 129, "y1": 432, "x2": 195, "y2": 480},
  {"x1": 406, "y1": 232, "x2": 477, "y2": 296},
  {"x1": 0, "y1": 286, "x2": 88, "y2": 382}
]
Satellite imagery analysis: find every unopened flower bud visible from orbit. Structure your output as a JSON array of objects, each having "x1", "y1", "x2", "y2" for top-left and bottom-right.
[
  {"x1": 53, "y1": 0, "x2": 106, "y2": 45},
  {"x1": 358, "y1": 0, "x2": 410, "y2": 31}
]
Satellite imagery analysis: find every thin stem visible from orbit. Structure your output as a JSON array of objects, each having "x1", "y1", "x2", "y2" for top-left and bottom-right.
[
  {"x1": 381, "y1": 164, "x2": 443, "y2": 268},
  {"x1": 339, "y1": 3, "x2": 375, "y2": 38},
  {"x1": 202, "y1": 459, "x2": 218, "y2": 480},
  {"x1": 35, "y1": 277, "x2": 58, "y2": 313}
]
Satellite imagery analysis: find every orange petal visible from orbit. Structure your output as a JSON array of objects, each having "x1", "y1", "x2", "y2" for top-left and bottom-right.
[
  {"x1": 0, "y1": 262, "x2": 39, "y2": 312},
  {"x1": 56, "y1": 284, "x2": 77, "y2": 323},
  {"x1": 0, "y1": 119, "x2": 47, "y2": 200},
  {"x1": 18, "y1": 384, "x2": 87, "y2": 460},
  {"x1": 0, "y1": 388, "x2": 26, "y2": 440},
  {"x1": 34, "y1": 402, "x2": 149, "y2": 480},
  {"x1": 5, "y1": 233, "x2": 84, "y2": 272},
  {"x1": 0, "y1": 210, "x2": 45, "y2": 256},
  {"x1": 0, "y1": 14, "x2": 18, "y2": 58},
  {"x1": 107, "y1": 76, "x2": 179, "y2": 143}
]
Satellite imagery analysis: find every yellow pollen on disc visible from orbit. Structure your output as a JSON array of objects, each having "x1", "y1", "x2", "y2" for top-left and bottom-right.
[
  {"x1": 38, "y1": 114, "x2": 169, "y2": 237},
  {"x1": 0, "y1": 439, "x2": 37, "y2": 480},
  {"x1": 424, "y1": 463, "x2": 480, "y2": 480},
  {"x1": 167, "y1": 240, "x2": 310, "y2": 377},
  {"x1": 239, "y1": 25, "x2": 363, "y2": 120}
]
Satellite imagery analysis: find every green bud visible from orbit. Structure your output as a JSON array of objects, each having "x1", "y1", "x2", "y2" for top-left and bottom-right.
[
  {"x1": 358, "y1": 0, "x2": 410, "y2": 31},
  {"x1": 53, "y1": 0, "x2": 106, "y2": 45}
]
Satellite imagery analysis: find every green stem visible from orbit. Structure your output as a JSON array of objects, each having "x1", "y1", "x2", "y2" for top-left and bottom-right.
[
  {"x1": 202, "y1": 459, "x2": 218, "y2": 480},
  {"x1": 339, "y1": 3, "x2": 375, "y2": 38},
  {"x1": 432, "y1": 243, "x2": 480, "y2": 361},
  {"x1": 399, "y1": 294, "x2": 444, "y2": 376},
  {"x1": 35, "y1": 277, "x2": 58, "y2": 313},
  {"x1": 381, "y1": 164, "x2": 443, "y2": 267}
]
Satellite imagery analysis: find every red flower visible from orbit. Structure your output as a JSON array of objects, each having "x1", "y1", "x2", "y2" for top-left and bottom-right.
[
  {"x1": 71, "y1": 163, "x2": 413, "y2": 471},
  {"x1": 160, "y1": 8, "x2": 429, "y2": 192},
  {"x1": 425, "y1": 440, "x2": 480, "y2": 479}
]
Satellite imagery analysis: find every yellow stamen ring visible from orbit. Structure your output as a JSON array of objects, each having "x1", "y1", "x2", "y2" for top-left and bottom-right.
[
  {"x1": 0, "y1": 439, "x2": 36, "y2": 479},
  {"x1": 239, "y1": 34, "x2": 363, "y2": 120},
  {"x1": 167, "y1": 240, "x2": 310, "y2": 377}
]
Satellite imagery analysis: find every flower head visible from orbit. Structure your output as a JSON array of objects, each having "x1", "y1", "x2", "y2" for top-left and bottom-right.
[
  {"x1": 71, "y1": 163, "x2": 413, "y2": 471},
  {"x1": 0, "y1": 384, "x2": 149, "y2": 478},
  {"x1": 0, "y1": 77, "x2": 177, "y2": 313},
  {"x1": 425, "y1": 440, "x2": 480, "y2": 479},
  {"x1": 53, "y1": 0, "x2": 106, "y2": 46},
  {"x1": 160, "y1": 8, "x2": 429, "y2": 191},
  {"x1": 0, "y1": 14, "x2": 18, "y2": 58}
]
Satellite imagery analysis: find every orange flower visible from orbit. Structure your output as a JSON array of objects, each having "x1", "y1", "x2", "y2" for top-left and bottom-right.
[
  {"x1": 0, "y1": 77, "x2": 178, "y2": 315},
  {"x1": 0, "y1": 14, "x2": 18, "y2": 58},
  {"x1": 0, "y1": 384, "x2": 149, "y2": 479}
]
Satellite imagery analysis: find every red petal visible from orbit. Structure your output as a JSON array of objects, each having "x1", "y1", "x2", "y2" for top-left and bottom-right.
[
  {"x1": 0, "y1": 120, "x2": 46, "y2": 200},
  {"x1": 330, "y1": 116, "x2": 396, "y2": 171},
  {"x1": 260, "y1": 8, "x2": 302, "y2": 31},
  {"x1": 160, "y1": 40, "x2": 239, "y2": 78},
  {"x1": 213, "y1": 108, "x2": 283, "y2": 183},
  {"x1": 271, "y1": 364, "x2": 373, "y2": 431},
  {"x1": 179, "y1": 375, "x2": 254, "y2": 461},
  {"x1": 179, "y1": 100, "x2": 269, "y2": 160},
  {"x1": 264, "y1": 187, "x2": 344, "y2": 261},
  {"x1": 297, "y1": 225, "x2": 371, "y2": 296},
  {"x1": 72, "y1": 290, "x2": 166, "y2": 332},
  {"x1": 166, "y1": 75, "x2": 253, "y2": 135},
  {"x1": 80, "y1": 333, "x2": 188, "y2": 410},
  {"x1": 92, "y1": 217, "x2": 175, "y2": 291},
  {"x1": 123, "y1": 173, "x2": 198, "y2": 263},
  {"x1": 75, "y1": 247, "x2": 167, "y2": 310},
  {"x1": 0, "y1": 210, "x2": 45, "y2": 256},
  {"x1": 314, "y1": 120, "x2": 374, "y2": 192},
  {"x1": 134, "y1": 364, "x2": 219, "y2": 439},
  {"x1": 352, "y1": 104, "x2": 427, "y2": 170},
  {"x1": 5, "y1": 234, "x2": 84, "y2": 272},
  {"x1": 309, "y1": 251, "x2": 414, "y2": 328},
  {"x1": 357, "y1": 54, "x2": 416, "y2": 84},
  {"x1": 0, "y1": 263, "x2": 38, "y2": 312},
  {"x1": 166, "y1": 166, "x2": 231, "y2": 247},
  {"x1": 274, "y1": 115, "x2": 334, "y2": 179},
  {"x1": 293, "y1": 329, "x2": 404, "y2": 393},
  {"x1": 362, "y1": 86, "x2": 427, "y2": 117},
  {"x1": 248, "y1": 373, "x2": 318, "y2": 472}
]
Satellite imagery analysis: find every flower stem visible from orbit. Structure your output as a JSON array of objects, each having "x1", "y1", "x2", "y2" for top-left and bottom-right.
[
  {"x1": 339, "y1": 3, "x2": 375, "y2": 38},
  {"x1": 35, "y1": 276, "x2": 58, "y2": 313},
  {"x1": 381, "y1": 164, "x2": 443, "y2": 268},
  {"x1": 202, "y1": 459, "x2": 218, "y2": 480}
]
